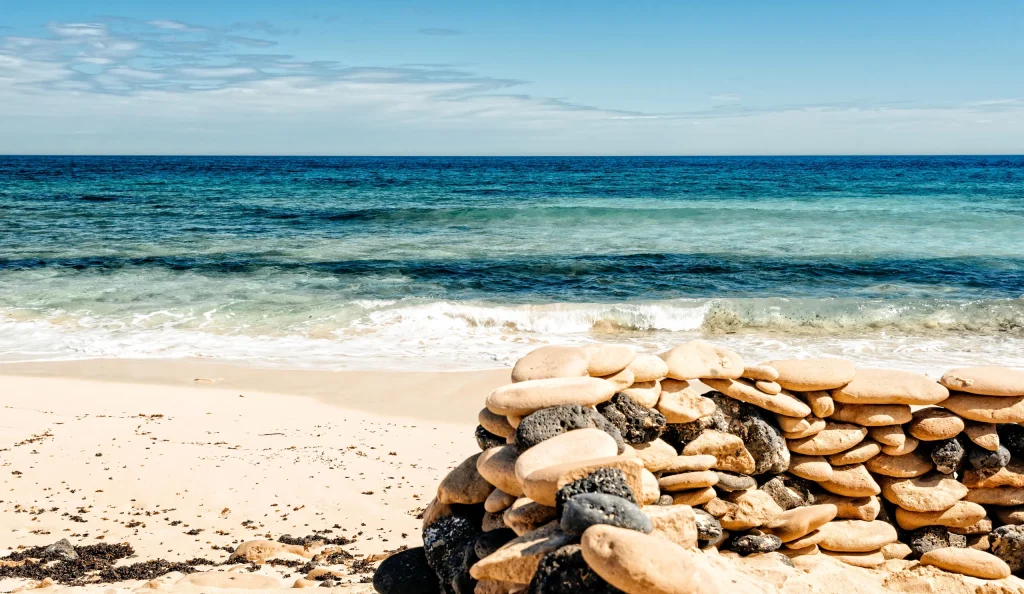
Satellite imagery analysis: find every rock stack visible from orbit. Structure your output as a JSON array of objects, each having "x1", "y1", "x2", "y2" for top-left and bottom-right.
[{"x1": 373, "y1": 343, "x2": 1024, "y2": 594}]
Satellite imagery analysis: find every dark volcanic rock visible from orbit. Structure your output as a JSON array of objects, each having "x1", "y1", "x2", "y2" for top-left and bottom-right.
[
  {"x1": 475, "y1": 425, "x2": 505, "y2": 451},
  {"x1": 930, "y1": 437, "x2": 966, "y2": 474},
  {"x1": 661, "y1": 409, "x2": 726, "y2": 450},
  {"x1": 422, "y1": 515, "x2": 481, "y2": 594},
  {"x1": 473, "y1": 529, "x2": 517, "y2": 560},
  {"x1": 694, "y1": 508, "x2": 723, "y2": 544},
  {"x1": 597, "y1": 393, "x2": 666, "y2": 444},
  {"x1": 906, "y1": 526, "x2": 965, "y2": 559},
  {"x1": 730, "y1": 533, "x2": 782, "y2": 556},
  {"x1": 990, "y1": 525, "x2": 1024, "y2": 573},
  {"x1": 372, "y1": 547, "x2": 440, "y2": 594},
  {"x1": 555, "y1": 467, "x2": 637, "y2": 517},
  {"x1": 704, "y1": 391, "x2": 790, "y2": 475},
  {"x1": 759, "y1": 475, "x2": 814, "y2": 510},
  {"x1": 968, "y1": 444, "x2": 1011, "y2": 470},
  {"x1": 560, "y1": 493, "x2": 652, "y2": 537},
  {"x1": 515, "y1": 404, "x2": 625, "y2": 453},
  {"x1": 999, "y1": 425, "x2": 1024, "y2": 459},
  {"x1": 713, "y1": 472, "x2": 757, "y2": 492},
  {"x1": 527, "y1": 545, "x2": 624, "y2": 594}
]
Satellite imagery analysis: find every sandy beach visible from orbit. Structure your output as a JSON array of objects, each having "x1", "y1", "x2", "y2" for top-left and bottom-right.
[{"x1": 0, "y1": 360, "x2": 507, "y2": 591}]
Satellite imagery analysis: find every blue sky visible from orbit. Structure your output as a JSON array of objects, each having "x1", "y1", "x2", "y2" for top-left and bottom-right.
[{"x1": 2, "y1": 0, "x2": 1023, "y2": 155}]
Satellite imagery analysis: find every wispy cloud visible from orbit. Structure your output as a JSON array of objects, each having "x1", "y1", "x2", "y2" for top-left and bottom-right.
[
  {"x1": 710, "y1": 93, "x2": 741, "y2": 102},
  {"x1": 418, "y1": 28, "x2": 465, "y2": 36}
]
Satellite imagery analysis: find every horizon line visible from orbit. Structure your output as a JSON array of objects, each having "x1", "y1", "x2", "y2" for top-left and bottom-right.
[{"x1": 3, "y1": 153, "x2": 1024, "y2": 158}]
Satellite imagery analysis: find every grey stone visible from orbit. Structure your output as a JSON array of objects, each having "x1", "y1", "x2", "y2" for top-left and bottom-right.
[
  {"x1": 373, "y1": 546, "x2": 442, "y2": 594},
  {"x1": 560, "y1": 493, "x2": 653, "y2": 537},
  {"x1": 730, "y1": 533, "x2": 782, "y2": 556},
  {"x1": 473, "y1": 529, "x2": 517, "y2": 560},
  {"x1": 515, "y1": 404, "x2": 625, "y2": 453},
  {"x1": 990, "y1": 525, "x2": 1024, "y2": 573},
  {"x1": 527, "y1": 545, "x2": 624, "y2": 594},
  {"x1": 759, "y1": 475, "x2": 814, "y2": 510},
  {"x1": 42, "y1": 538, "x2": 78, "y2": 561},
  {"x1": 655, "y1": 495, "x2": 674, "y2": 506},
  {"x1": 968, "y1": 444, "x2": 1011, "y2": 470},
  {"x1": 597, "y1": 393, "x2": 667, "y2": 445},
  {"x1": 694, "y1": 508, "x2": 723, "y2": 543},
  {"x1": 930, "y1": 437, "x2": 966, "y2": 474},
  {"x1": 555, "y1": 467, "x2": 637, "y2": 517},
  {"x1": 713, "y1": 472, "x2": 757, "y2": 492},
  {"x1": 907, "y1": 526, "x2": 966, "y2": 559}
]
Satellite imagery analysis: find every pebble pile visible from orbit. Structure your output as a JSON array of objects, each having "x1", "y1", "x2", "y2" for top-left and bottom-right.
[{"x1": 372, "y1": 342, "x2": 1024, "y2": 594}]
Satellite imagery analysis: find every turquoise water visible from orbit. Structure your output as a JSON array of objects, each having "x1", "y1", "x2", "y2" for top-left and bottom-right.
[{"x1": 1, "y1": 155, "x2": 1023, "y2": 370}]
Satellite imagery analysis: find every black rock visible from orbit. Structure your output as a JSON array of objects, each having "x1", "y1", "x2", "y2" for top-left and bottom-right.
[
  {"x1": 906, "y1": 526, "x2": 965, "y2": 559},
  {"x1": 713, "y1": 472, "x2": 757, "y2": 492},
  {"x1": 42, "y1": 538, "x2": 78, "y2": 561},
  {"x1": 759, "y1": 475, "x2": 814, "y2": 510},
  {"x1": 704, "y1": 392, "x2": 790, "y2": 475},
  {"x1": 515, "y1": 404, "x2": 626, "y2": 453},
  {"x1": 694, "y1": 508, "x2": 723, "y2": 543},
  {"x1": 661, "y1": 412, "x2": 723, "y2": 450},
  {"x1": 373, "y1": 547, "x2": 441, "y2": 594},
  {"x1": 930, "y1": 437, "x2": 966, "y2": 474},
  {"x1": 423, "y1": 515, "x2": 482, "y2": 594},
  {"x1": 999, "y1": 425, "x2": 1024, "y2": 459},
  {"x1": 475, "y1": 425, "x2": 505, "y2": 451},
  {"x1": 597, "y1": 393, "x2": 667, "y2": 444},
  {"x1": 730, "y1": 533, "x2": 782, "y2": 556},
  {"x1": 527, "y1": 545, "x2": 624, "y2": 594},
  {"x1": 473, "y1": 529, "x2": 517, "y2": 560},
  {"x1": 561, "y1": 493, "x2": 653, "y2": 537},
  {"x1": 655, "y1": 495, "x2": 674, "y2": 506},
  {"x1": 991, "y1": 525, "x2": 1024, "y2": 573},
  {"x1": 555, "y1": 467, "x2": 637, "y2": 517},
  {"x1": 968, "y1": 444, "x2": 1011, "y2": 470}
]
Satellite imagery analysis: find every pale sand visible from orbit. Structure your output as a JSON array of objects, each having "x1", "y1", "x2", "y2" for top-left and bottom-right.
[{"x1": 3, "y1": 360, "x2": 1024, "y2": 594}]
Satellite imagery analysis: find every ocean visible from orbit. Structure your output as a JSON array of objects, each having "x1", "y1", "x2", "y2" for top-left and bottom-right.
[{"x1": 1, "y1": 155, "x2": 1023, "y2": 372}]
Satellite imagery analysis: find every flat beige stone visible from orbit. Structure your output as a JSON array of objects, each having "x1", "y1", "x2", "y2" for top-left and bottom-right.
[
  {"x1": 964, "y1": 488, "x2": 1024, "y2": 506},
  {"x1": 504, "y1": 498, "x2": 558, "y2": 536},
  {"x1": 719, "y1": 490, "x2": 783, "y2": 530},
  {"x1": 641, "y1": 469, "x2": 661, "y2": 505},
  {"x1": 479, "y1": 408, "x2": 515, "y2": 438},
  {"x1": 820, "y1": 464, "x2": 881, "y2": 497},
  {"x1": 920, "y1": 547, "x2": 1011, "y2": 580},
  {"x1": 965, "y1": 421, "x2": 1000, "y2": 452},
  {"x1": 478, "y1": 445, "x2": 525, "y2": 497},
  {"x1": 661, "y1": 455, "x2": 717, "y2": 473},
  {"x1": 511, "y1": 345, "x2": 589, "y2": 382},
  {"x1": 703, "y1": 497, "x2": 735, "y2": 517},
  {"x1": 743, "y1": 364, "x2": 779, "y2": 381},
  {"x1": 485, "y1": 488, "x2": 517, "y2": 513},
  {"x1": 470, "y1": 522, "x2": 574, "y2": 584},
  {"x1": 582, "y1": 344, "x2": 637, "y2": 377},
  {"x1": 660, "y1": 340, "x2": 743, "y2": 381},
  {"x1": 881, "y1": 542, "x2": 913, "y2": 560},
  {"x1": 657, "y1": 380, "x2": 716, "y2": 423},
  {"x1": 486, "y1": 377, "x2": 617, "y2": 416},
  {"x1": 883, "y1": 438, "x2": 920, "y2": 459},
  {"x1": 600, "y1": 367, "x2": 634, "y2": 391},
  {"x1": 785, "y1": 529, "x2": 826, "y2": 550},
  {"x1": 962, "y1": 460, "x2": 1024, "y2": 489},
  {"x1": 940, "y1": 366, "x2": 1024, "y2": 397},
  {"x1": 895, "y1": 501, "x2": 987, "y2": 530},
  {"x1": 622, "y1": 380, "x2": 661, "y2": 408},
  {"x1": 780, "y1": 416, "x2": 826, "y2": 440},
  {"x1": 787, "y1": 423, "x2": 867, "y2": 456},
  {"x1": 514, "y1": 428, "x2": 618, "y2": 484},
  {"x1": 831, "y1": 368, "x2": 949, "y2": 405},
  {"x1": 907, "y1": 408, "x2": 965, "y2": 441},
  {"x1": 775, "y1": 414, "x2": 817, "y2": 434},
  {"x1": 507, "y1": 414, "x2": 523, "y2": 429},
  {"x1": 820, "y1": 549, "x2": 886, "y2": 568},
  {"x1": 629, "y1": 354, "x2": 670, "y2": 383},
  {"x1": 829, "y1": 402, "x2": 912, "y2": 426},
  {"x1": 703, "y1": 377, "x2": 811, "y2": 417},
  {"x1": 941, "y1": 393, "x2": 1024, "y2": 423},
  {"x1": 769, "y1": 358, "x2": 856, "y2": 392},
  {"x1": 828, "y1": 440, "x2": 881, "y2": 466},
  {"x1": 581, "y1": 525, "x2": 717, "y2": 594},
  {"x1": 788, "y1": 454, "x2": 834, "y2": 481},
  {"x1": 439, "y1": 453, "x2": 495, "y2": 504},
  {"x1": 643, "y1": 504, "x2": 698, "y2": 548},
  {"x1": 672, "y1": 487, "x2": 717, "y2": 507},
  {"x1": 659, "y1": 471, "x2": 719, "y2": 492},
  {"x1": 992, "y1": 507, "x2": 1024, "y2": 525},
  {"x1": 812, "y1": 493, "x2": 880, "y2": 521},
  {"x1": 681, "y1": 430, "x2": 755, "y2": 475},
  {"x1": 805, "y1": 390, "x2": 835, "y2": 418},
  {"x1": 632, "y1": 438, "x2": 679, "y2": 473},
  {"x1": 756, "y1": 381, "x2": 782, "y2": 394},
  {"x1": 178, "y1": 572, "x2": 282, "y2": 589},
  {"x1": 879, "y1": 474, "x2": 968, "y2": 512},
  {"x1": 817, "y1": 520, "x2": 898, "y2": 552},
  {"x1": 765, "y1": 504, "x2": 838, "y2": 542},
  {"x1": 864, "y1": 451, "x2": 933, "y2": 478},
  {"x1": 522, "y1": 455, "x2": 644, "y2": 508},
  {"x1": 482, "y1": 511, "x2": 507, "y2": 532},
  {"x1": 868, "y1": 424, "x2": 905, "y2": 447}
]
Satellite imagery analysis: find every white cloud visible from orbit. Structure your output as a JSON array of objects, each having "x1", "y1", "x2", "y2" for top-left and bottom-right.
[
  {"x1": 178, "y1": 67, "x2": 256, "y2": 78},
  {"x1": 147, "y1": 20, "x2": 191, "y2": 31}
]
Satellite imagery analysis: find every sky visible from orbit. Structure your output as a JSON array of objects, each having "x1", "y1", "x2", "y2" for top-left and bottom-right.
[{"x1": 1, "y1": 0, "x2": 1023, "y2": 155}]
